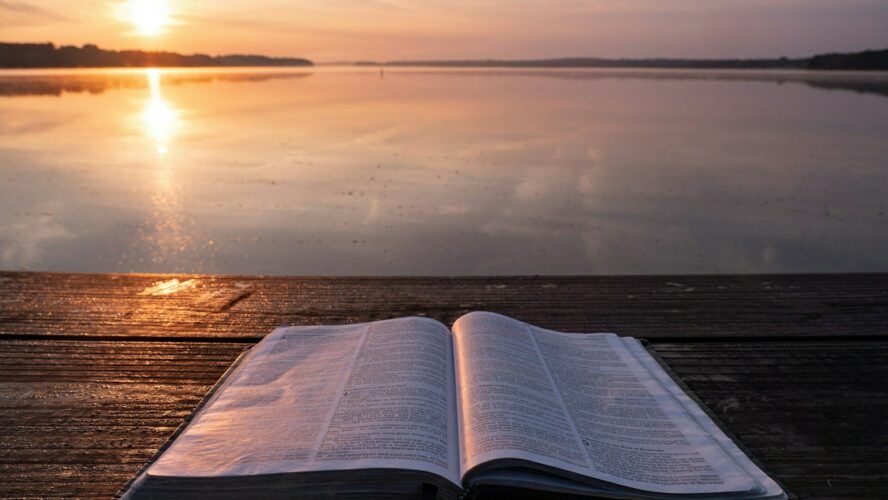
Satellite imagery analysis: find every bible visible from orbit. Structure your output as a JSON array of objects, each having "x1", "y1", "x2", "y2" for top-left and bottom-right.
[{"x1": 122, "y1": 312, "x2": 788, "y2": 499}]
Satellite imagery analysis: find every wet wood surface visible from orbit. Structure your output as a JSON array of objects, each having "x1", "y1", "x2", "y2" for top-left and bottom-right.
[{"x1": 0, "y1": 271, "x2": 886, "y2": 498}]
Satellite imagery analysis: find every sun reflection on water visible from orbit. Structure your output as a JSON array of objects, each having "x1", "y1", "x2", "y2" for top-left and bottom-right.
[
  {"x1": 141, "y1": 68, "x2": 180, "y2": 155},
  {"x1": 136, "y1": 68, "x2": 194, "y2": 268}
]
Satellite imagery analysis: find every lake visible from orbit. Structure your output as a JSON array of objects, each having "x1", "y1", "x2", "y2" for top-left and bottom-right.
[{"x1": 1, "y1": 67, "x2": 887, "y2": 275}]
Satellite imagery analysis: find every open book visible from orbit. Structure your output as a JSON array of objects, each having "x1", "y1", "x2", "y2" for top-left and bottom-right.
[{"x1": 123, "y1": 312, "x2": 787, "y2": 499}]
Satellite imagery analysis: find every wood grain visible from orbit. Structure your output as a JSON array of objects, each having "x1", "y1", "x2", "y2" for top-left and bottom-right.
[
  {"x1": 0, "y1": 339, "x2": 247, "y2": 499},
  {"x1": 657, "y1": 340, "x2": 888, "y2": 498},
  {"x1": 0, "y1": 272, "x2": 886, "y2": 498},
  {"x1": 2, "y1": 272, "x2": 886, "y2": 339}
]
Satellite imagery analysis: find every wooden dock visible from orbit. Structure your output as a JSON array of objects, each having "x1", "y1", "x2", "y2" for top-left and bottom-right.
[{"x1": 1, "y1": 271, "x2": 886, "y2": 498}]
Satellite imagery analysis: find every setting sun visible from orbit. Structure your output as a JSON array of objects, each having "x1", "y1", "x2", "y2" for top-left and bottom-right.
[{"x1": 123, "y1": 0, "x2": 172, "y2": 37}]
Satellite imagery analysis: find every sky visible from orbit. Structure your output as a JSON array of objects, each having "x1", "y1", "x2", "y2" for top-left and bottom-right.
[{"x1": 2, "y1": 0, "x2": 888, "y2": 61}]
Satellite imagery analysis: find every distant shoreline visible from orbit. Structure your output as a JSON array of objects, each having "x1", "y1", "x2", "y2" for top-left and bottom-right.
[
  {"x1": 0, "y1": 43, "x2": 312, "y2": 69},
  {"x1": 2, "y1": 43, "x2": 887, "y2": 71},
  {"x1": 355, "y1": 48, "x2": 888, "y2": 71}
]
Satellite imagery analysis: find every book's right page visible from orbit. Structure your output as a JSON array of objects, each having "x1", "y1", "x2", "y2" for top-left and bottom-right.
[
  {"x1": 452, "y1": 312, "x2": 768, "y2": 496},
  {"x1": 620, "y1": 338, "x2": 786, "y2": 499}
]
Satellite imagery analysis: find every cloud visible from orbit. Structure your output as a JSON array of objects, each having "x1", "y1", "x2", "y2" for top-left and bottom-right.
[{"x1": 0, "y1": 0, "x2": 69, "y2": 26}]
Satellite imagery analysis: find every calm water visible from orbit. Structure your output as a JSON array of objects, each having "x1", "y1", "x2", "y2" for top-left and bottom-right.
[{"x1": 1, "y1": 67, "x2": 887, "y2": 275}]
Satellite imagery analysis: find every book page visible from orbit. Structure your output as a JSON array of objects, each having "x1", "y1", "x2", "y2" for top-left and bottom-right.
[
  {"x1": 620, "y1": 338, "x2": 785, "y2": 499},
  {"x1": 453, "y1": 312, "x2": 758, "y2": 495},
  {"x1": 453, "y1": 312, "x2": 591, "y2": 475},
  {"x1": 147, "y1": 317, "x2": 460, "y2": 486}
]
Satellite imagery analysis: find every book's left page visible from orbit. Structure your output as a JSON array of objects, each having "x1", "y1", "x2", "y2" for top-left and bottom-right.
[{"x1": 145, "y1": 317, "x2": 461, "y2": 486}]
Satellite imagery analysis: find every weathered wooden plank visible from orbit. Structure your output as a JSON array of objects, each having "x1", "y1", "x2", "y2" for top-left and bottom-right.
[
  {"x1": 655, "y1": 340, "x2": 888, "y2": 499},
  {"x1": 1, "y1": 272, "x2": 887, "y2": 499},
  {"x1": 0, "y1": 339, "x2": 247, "y2": 499},
  {"x1": 2, "y1": 338, "x2": 887, "y2": 498},
  {"x1": 1, "y1": 272, "x2": 886, "y2": 339}
]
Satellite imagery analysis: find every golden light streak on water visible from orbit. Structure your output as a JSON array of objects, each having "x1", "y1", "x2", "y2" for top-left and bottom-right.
[{"x1": 141, "y1": 69, "x2": 180, "y2": 155}]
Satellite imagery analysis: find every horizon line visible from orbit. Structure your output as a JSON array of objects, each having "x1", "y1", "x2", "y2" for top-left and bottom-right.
[{"x1": 3, "y1": 41, "x2": 888, "y2": 64}]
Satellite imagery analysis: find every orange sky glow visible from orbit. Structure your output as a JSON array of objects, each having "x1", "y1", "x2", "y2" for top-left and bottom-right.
[{"x1": 2, "y1": 0, "x2": 888, "y2": 61}]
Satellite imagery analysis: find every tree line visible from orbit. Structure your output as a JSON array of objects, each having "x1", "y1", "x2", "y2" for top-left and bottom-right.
[{"x1": 0, "y1": 43, "x2": 312, "y2": 68}]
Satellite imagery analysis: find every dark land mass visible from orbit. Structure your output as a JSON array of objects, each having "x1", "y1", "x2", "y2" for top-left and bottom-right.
[
  {"x1": 357, "y1": 48, "x2": 888, "y2": 71},
  {"x1": 0, "y1": 43, "x2": 312, "y2": 68},
  {"x1": 808, "y1": 49, "x2": 888, "y2": 70}
]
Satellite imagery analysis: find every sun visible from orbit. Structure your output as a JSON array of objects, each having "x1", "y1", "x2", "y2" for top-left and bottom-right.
[{"x1": 122, "y1": 0, "x2": 173, "y2": 37}]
